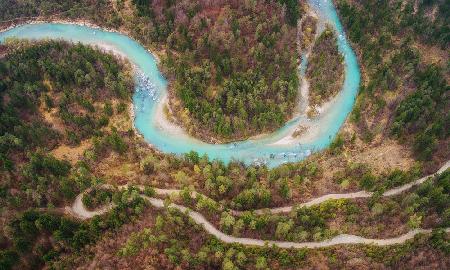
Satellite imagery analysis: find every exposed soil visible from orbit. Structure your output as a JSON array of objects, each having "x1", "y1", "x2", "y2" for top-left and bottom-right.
[{"x1": 51, "y1": 139, "x2": 91, "y2": 165}]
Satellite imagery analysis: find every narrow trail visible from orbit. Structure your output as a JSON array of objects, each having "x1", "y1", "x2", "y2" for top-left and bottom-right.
[
  {"x1": 234, "y1": 160, "x2": 450, "y2": 215},
  {"x1": 64, "y1": 160, "x2": 449, "y2": 249}
]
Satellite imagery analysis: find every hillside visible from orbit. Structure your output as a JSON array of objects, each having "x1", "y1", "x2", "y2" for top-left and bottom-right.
[{"x1": 0, "y1": 0, "x2": 449, "y2": 269}]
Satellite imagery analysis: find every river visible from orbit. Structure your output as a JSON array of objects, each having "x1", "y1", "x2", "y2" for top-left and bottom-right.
[{"x1": 0, "y1": 0, "x2": 360, "y2": 167}]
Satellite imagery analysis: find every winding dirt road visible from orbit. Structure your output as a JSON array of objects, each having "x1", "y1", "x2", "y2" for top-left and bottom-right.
[{"x1": 66, "y1": 160, "x2": 449, "y2": 249}]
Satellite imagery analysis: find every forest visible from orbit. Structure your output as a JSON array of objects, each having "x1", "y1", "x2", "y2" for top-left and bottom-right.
[
  {"x1": 186, "y1": 170, "x2": 449, "y2": 244},
  {"x1": 0, "y1": 0, "x2": 104, "y2": 22},
  {"x1": 0, "y1": 40, "x2": 447, "y2": 269},
  {"x1": 336, "y1": 0, "x2": 449, "y2": 165},
  {"x1": 0, "y1": 40, "x2": 138, "y2": 269},
  {"x1": 0, "y1": 40, "x2": 133, "y2": 171},
  {"x1": 305, "y1": 25, "x2": 344, "y2": 109},
  {"x1": 0, "y1": 0, "x2": 449, "y2": 269},
  {"x1": 0, "y1": 0, "x2": 302, "y2": 141},
  {"x1": 146, "y1": 0, "x2": 300, "y2": 140}
]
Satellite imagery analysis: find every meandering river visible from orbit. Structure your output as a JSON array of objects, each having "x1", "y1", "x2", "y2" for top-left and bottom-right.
[{"x1": 0, "y1": 0, "x2": 360, "y2": 167}]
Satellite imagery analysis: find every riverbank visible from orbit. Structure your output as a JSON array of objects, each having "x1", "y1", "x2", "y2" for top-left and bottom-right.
[
  {"x1": 0, "y1": 0, "x2": 361, "y2": 167},
  {"x1": 1, "y1": 18, "x2": 296, "y2": 146},
  {"x1": 0, "y1": 18, "x2": 165, "y2": 64}
]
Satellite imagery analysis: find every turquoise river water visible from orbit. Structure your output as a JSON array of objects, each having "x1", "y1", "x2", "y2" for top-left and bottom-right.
[{"x1": 0, "y1": 0, "x2": 360, "y2": 167}]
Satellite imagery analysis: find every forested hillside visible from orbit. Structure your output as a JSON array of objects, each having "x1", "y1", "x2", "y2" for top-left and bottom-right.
[
  {"x1": 0, "y1": 41, "x2": 138, "y2": 269},
  {"x1": 0, "y1": 1, "x2": 449, "y2": 269},
  {"x1": 0, "y1": 40, "x2": 133, "y2": 169},
  {"x1": 336, "y1": 0, "x2": 449, "y2": 169}
]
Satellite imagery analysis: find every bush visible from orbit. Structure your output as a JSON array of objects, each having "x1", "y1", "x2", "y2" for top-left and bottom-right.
[
  {"x1": 82, "y1": 187, "x2": 113, "y2": 210},
  {"x1": 0, "y1": 249, "x2": 19, "y2": 270},
  {"x1": 233, "y1": 185, "x2": 272, "y2": 210},
  {"x1": 429, "y1": 229, "x2": 450, "y2": 254}
]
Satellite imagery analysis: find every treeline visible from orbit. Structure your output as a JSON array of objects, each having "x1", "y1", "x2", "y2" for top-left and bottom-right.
[
  {"x1": 0, "y1": 0, "x2": 77, "y2": 20},
  {"x1": 0, "y1": 0, "x2": 110, "y2": 23},
  {"x1": 138, "y1": 148, "x2": 433, "y2": 211},
  {"x1": 155, "y1": 150, "x2": 323, "y2": 210},
  {"x1": 132, "y1": 0, "x2": 300, "y2": 140},
  {"x1": 336, "y1": 0, "x2": 449, "y2": 164}
]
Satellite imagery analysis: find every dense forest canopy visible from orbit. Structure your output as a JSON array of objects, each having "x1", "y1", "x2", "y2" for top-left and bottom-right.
[{"x1": 134, "y1": 0, "x2": 301, "y2": 140}]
